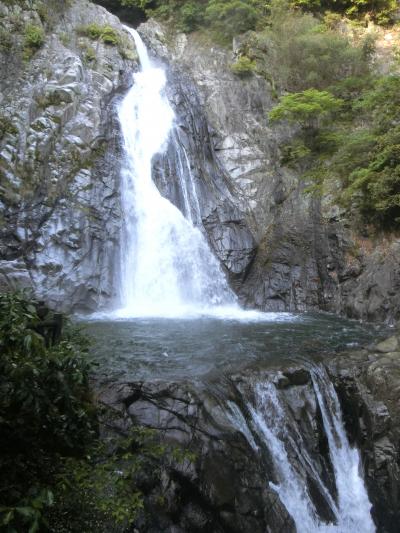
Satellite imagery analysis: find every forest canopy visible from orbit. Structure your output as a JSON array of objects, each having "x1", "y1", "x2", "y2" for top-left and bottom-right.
[{"x1": 118, "y1": 0, "x2": 399, "y2": 34}]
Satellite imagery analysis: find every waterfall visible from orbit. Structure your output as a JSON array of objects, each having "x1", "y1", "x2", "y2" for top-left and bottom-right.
[
  {"x1": 229, "y1": 367, "x2": 375, "y2": 533},
  {"x1": 115, "y1": 27, "x2": 237, "y2": 318}
]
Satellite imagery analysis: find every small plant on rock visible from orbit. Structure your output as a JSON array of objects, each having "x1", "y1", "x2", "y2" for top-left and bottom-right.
[
  {"x1": 230, "y1": 55, "x2": 256, "y2": 77},
  {"x1": 23, "y1": 23, "x2": 45, "y2": 59},
  {"x1": 78, "y1": 23, "x2": 120, "y2": 46}
]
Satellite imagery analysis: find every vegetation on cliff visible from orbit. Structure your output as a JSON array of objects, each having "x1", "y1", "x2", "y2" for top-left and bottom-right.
[
  {"x1": 118, "y1": 0, "x2": 398, "y2": 37},
  {"x1": 270, "y1": 74, "x2": 400, "y2": 228},
  {"x1": 261, "y1": 3, "x2": 400, "y2": 229}
]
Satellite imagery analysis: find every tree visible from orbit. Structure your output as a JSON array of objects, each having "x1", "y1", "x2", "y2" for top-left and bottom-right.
[
  {"x1": 204, "y1": 0, "x2": 260, "y2": 42},
  {"x1": 269, "y1": 89, "x2": 343, "y2": 128}
]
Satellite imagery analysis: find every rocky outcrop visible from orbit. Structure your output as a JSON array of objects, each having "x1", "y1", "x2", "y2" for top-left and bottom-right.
[
  {"x1": 100, "y1": 377, "x2": 295, "y2": 533},
  {"x1": 0, "y1": 0, "x2": 138, "y2": 311},
  {"x1": 96, "y1": 331, "x2": 400, "y2": 532}
]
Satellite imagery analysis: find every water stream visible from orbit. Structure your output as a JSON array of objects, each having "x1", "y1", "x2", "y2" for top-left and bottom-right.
[{"x1": 115, "y1": 27, "x2": 236, "y2": 318}]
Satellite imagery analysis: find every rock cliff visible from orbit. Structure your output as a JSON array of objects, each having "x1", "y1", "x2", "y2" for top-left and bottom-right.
[{"x1": 0, "y1": 0, "x2": 138, "y2": 311}]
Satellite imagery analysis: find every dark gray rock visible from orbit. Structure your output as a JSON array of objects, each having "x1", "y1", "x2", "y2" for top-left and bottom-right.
[
  {"x1": 328, "y1": 333, "x2": 400, "y2": 532},
  {"x1": 99, "y1": 375, "x2": 302, "y2": 533}
]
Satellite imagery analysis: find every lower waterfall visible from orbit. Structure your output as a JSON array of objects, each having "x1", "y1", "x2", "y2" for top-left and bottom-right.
[
  {"x1": 114, "y1": 27, "x2": 237, "y2": 318},
  {"x1": 229, "y1": 366, "x2": 375, "y2": 532}
]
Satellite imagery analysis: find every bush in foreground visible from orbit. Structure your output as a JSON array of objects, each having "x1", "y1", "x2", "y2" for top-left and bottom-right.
[{"x1": 0, "y1": 291, "x2": 97, "y2": 531}]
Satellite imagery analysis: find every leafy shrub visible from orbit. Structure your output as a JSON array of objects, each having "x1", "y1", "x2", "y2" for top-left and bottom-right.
[
  {"x1": 24, "y1": 23, "x2": 45, "y2": 51},
  {"x1": 322, "y1": 0, "x2": 398, "y2": 24},
  {"x1": 0, "y1": 115, "x2": 18, "y2": 139},
  {"x1": 205, "y1": 0, "x2": 259, "y2": 43},
  {"x1": 253, "y1": 0, "x2": 372, "y2": 92},
  {"x1": 84, "y1": 44, "x2": 97, "y2": 63},
  {"x1": 121, "y1": 0, "x2": 263, "y2": 40},
  {"x1": 58, "y1": 31, "x2": 71, "y2": 46},
  {"x1": 0, "y1": 28, "x2": 13, "y2": 52},
  {"x1": 270, "y1": 75, "x2": 400, "y2": 229},
  {"x1": 269, "y1": 89, "x2": 343, "y2": 127},
  {"x1": 117, "y1": 0, "x2": 397, "y2": 44},
  {"x1": 230, "y1": 55, "x2": 256, "y2": 77},
  {"x1": 336, "y1": 76, "x2": 400, "y2": 226},
  {"x1": 290, "y1": 0, "x2": 398, "y2": 23},
  {"x1": 0, "y1": 291, "x2": 197, "y2": 531},
  {"x1": 78, "y1": 23, "x2": 120, "y2": 45},
  {"x1": 0, "y1": 291, "x2": 96, "y2": 532},
  {"x1": 177, "y1": 1, "x2": 206, "y2": 31}
]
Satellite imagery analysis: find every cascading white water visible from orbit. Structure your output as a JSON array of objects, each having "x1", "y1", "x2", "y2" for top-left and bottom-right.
[
  {"x1": 311, "y1": 368, "x2": 375, "y2": 532},
  {"x1": 236, "y1": 368, "x2": 375, "y2": 533},
  {"x1": 115, "y1": 27, "x2": 237, "y2": 318}
]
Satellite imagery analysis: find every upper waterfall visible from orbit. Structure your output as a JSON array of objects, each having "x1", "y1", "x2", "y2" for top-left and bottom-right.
[{"x1": 114, "y1": 27, "x2": 238, "y2": 318}]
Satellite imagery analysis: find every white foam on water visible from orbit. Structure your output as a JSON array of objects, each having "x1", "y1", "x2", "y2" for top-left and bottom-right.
[{"x1": 89, "y1": 304, "x2": 298, "y2": 323}]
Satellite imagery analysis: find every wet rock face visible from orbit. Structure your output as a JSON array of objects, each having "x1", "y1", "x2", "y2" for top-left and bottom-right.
[
  {"x1": 99, "y1": 376, "x2": 297, "y2": 533},
  {"x1": 157, "y1": 66, "x2": 257, "y2": 286},
  {"x1": 0, "y1": 0, "x2": 138, "y2": 311},
  {"x1": 98, "y1": 365, "x2": 346, "y2": 533},
  {"x1": 328, "y1": 334, "x2": 400, "y2": 532}
]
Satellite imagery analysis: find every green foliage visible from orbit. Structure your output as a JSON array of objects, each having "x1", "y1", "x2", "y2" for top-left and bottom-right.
[
  {"x1": 117, "y1": 0, "x2": 396, "y2": 46},
  {"x1": 204, "y1": 0, "x2": 259, "y2": 43},
  {"x1": 82, "y1": 43, "x2": 97, "y2": 64},
  {"x1": 78, "y1": 23, "x2": 120, "y2": 45},
  {"x1": 335, "y1": 76, "x2": 400, "y2": 226},
  {"x1": 53, "y1": 427, "x2": 160, "y2": 528},
  {"x1": 230, "y1": 55, "x2": 257, "y2": 77},
  {"x1": 0, "y1": 116, "x2": 18, "y2": 140},
  {"x1": 36, "y1": 1, "x2": 50, "y2": 25},
  {"x1": 77, "y1": 22, "x2": 136, "y2": 59},
  {"x1": 269, "y1": 89, "x2": 343, "y2": 126},
  {"x1": 271, "y1": 75, "x2": 400, "y2": 229},
  {"x1": 253, "y1": 0, "x2": 372, "y2": 92},
  {"x1": 325, "y1": 0, "x2": 398, "y2": 24},
  {"x1": 49, "y1": 418, "x2": 196, "y2": 530},
  {"x1": 23, "y1": 23, "x2": 45, "y2": 58},
  {"x1": 0, "y1": 292, "x2": 198, "y2": 531},
  {"x1": 118, "y1": 0, "x2": 267, "y2": 39},
  {"x1": 290, "y1": 0, "x2": 398, "y2": 23},
  {"x1": 1, "y1": 488, "x2": 54, "y2": 533},
  {"x1": 58, "y1": 31, "x2": 71, "y2": 46},
  {"x1": 0, "y1": 28, "x2": 13, "y2": 52},
  {"x1": 177, "y1": 1, "x2": 206, "y2": 32},
  {"x1": 0, "y1": 291, "x2": 96, "y2": 532}
]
